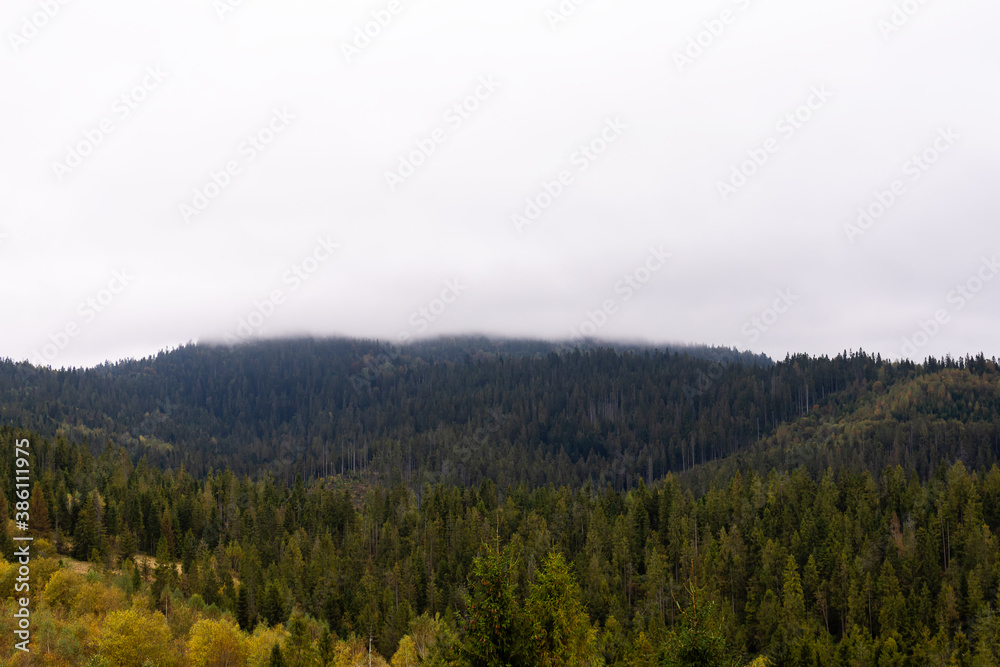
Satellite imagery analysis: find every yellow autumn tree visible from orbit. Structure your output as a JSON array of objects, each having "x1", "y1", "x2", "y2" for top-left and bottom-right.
[
  {"x1": 73, "y1": 580, "x2": 127, "y2": 616},
  {"x1": 188, "y1": 617, "x2": 247, "y2": 666},
  {"x1": 96, "y1": 607, "x2": 174, "y2": 666},
  {"x1": 391, "y1": 635, "x2": 419, "y2": 666},
  {"x1": 334, "y1": 636, "x2": 389, "y2": 667},
  {"x1": 245, "y1": 625, "x2": 288, "y2": 667},
  {"x1": 41, "y1": 568, "x2": 85, "y2": 613}
]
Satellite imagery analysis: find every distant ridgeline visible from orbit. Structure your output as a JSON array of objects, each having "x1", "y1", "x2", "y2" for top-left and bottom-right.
[
  {"x1": 0, "y1": 337, "x2": 997, "y2": 489},
  {"x1": 1, "y1": 339, "x2": 1000, "y2": 664}
]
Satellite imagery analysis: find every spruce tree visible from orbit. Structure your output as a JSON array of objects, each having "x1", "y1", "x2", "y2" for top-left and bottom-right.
[
  {"x1": 72, "y1": 492, "x2": 102, "y2": 561},
  {"x1": 30, "y1": 482, "x2": 51, "y2": 532},
  {"x1": 263, "y1": 582, "x2": 286, "y2": 626},
  {"x1": 269, "y1": 643, "x2": 286, "y2": 667},
  {"x1": 237, "y1": 584, "x2": 251, "y2": 631},
  {"x1": 461, "y1": 542, "x2": 534, "y2": 667}
]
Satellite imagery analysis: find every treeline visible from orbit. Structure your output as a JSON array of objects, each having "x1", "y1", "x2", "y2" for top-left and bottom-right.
[
  {"x1": 2, "y1": 425, "x2": 1000, "y2": 664},
  {"x1": 2, "y1": 337, "x2": 996, "y2": 487}
]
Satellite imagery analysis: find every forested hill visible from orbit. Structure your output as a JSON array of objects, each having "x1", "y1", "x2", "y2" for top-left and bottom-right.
[
  {"x1": 2, "y1": 340, "x2": 1000, "y2": 665},
  {"x1": 0, "y1": 338, "x2": 998, "y2": 487}
]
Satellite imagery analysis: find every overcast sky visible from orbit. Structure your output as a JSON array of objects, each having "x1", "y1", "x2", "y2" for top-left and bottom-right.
[{"x1": 1, "y1": 0, "x2": 998, "y2": 368}]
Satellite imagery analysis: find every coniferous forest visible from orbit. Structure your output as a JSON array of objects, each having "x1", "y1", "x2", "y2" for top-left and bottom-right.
[{"x1": 2, "y1": 338, "x2": 1000, "y2": 665}]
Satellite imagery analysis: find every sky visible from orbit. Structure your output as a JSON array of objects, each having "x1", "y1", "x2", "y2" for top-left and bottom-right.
[{"x1": 1, "y1": 0, "x2": 998, "y2": 369}]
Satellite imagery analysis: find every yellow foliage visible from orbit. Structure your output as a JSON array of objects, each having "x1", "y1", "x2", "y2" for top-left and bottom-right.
[
  {"x1": 391, "y1": 635, "x2": 419, "y2": 667},
  {"x1": 164, "y1": 594, "x2": 200, "y2": 640},
  {"x1": 0, "y1": 560, "x2": 15, "y2": 599},
  {"x1": 334, "y1": 636, "x2": 389, "y2": 667},
  {"x1": 33, "y1": 538, "x2": 56, "y2": 558},
  {"x1": 244, "y1": 625, "x2": 288, "y2": 667},
  {"x1": 746, "y1": 657, "x2": 773, "y2": 667},
  {"x1": 0, "y1": 557, "x2": 62, "y2": 601},
  {"x1": 96, "y1": 608, "x2": 174, "y2": 666},
  {"x1": 42, "y1": 569, "x2": 85, "y2": 612},
  {"x1": 188, "y1": 617, "x2": 247, "y2": 667},
  {"x1": 72, "y1": 580, "x2": 127, "y2": 616},
  {"x1": 33, "y1": 558, "x2": 63, "y2": 595}
]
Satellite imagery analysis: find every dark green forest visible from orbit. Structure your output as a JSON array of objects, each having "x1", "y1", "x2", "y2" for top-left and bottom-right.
[{"x1": 2, "y1": 339, "x2": 1000, "y2": 665}]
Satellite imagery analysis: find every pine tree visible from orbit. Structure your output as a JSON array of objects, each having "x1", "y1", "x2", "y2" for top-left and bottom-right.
[
  {"x1": 202, "y1": 563, "x2": 220, "y2": 607},
  {"x1": 269, "y1": 642, "x2": 286, "y2": 667},
  {"x1": 318, "y1": 627, "x2": 334, "y2": 666},
  {"x1": 660, "y1": 581, "x2": 740, "y2": 667},
  {"x1": 285, "y1": 614, "x2": 314, "y2": 666},
  {"x1": 263, "y1": 582, "x2": 286, "y2": 627},
  {"x1": 526, "y1": 552, "x2": 597, "y2": 666},
  {"x1": 781, "y1": 556, "x2": 805, "y2": 626},
  {"x1": 152, "y1": 535, "x2": 177, "y2": 604},
  {"x1": 119, "y1": 530, "x2": 137, "y2": 565},
  {"x1": 72, "y1": 492, "x2": 103, "y2": 561},
  {"x1": 461, "y1": 542, "x2": 534, "y2": 667},
  {"x1": 237, "y1": 584, "x2": 252, "y2": 631},
  {"x1": 30, "y1": 482, "x2": 51, "y2": 532}
]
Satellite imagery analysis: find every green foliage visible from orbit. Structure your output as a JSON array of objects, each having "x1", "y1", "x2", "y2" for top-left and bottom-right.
[
  {"x1": 525, "y1": 552, "x2": 597, "y2": 666},
  {"x1": 660, "y1": 582, "x2": 740, "y2": 667},
  {"x1": 73, "y1": 491, "x2": 104, "y2": 561},
  {"x1": 3, "y1": 345, "x2": 1000, "y2": 665},
  {"x1": 269, "y1": 642, "x2": 286, "y2": 667},
  {"x1": 237, "y1": 584, "x2": 252, "y2": 631},
  {"x1": 460, "y1": 543, "x2": 534, "y2": 667},
  {"x1": 262, "y1": 582, "x2": 287, "y2": 627}
]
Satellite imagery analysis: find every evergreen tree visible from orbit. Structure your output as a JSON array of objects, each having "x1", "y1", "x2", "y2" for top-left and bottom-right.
[
  {"x1": 236, "y1": 584, "x2": 252, "y2": 631},
  {"x1": 72, "y1": 491, "x2": 103, "y2": 561},
  {"x1": 660, "y1": 581, "x2": 740, "y2": 667},
  {"x1": 284, "y1": 614, "x2": 314, "y2": 666},
  {"x1": 263, "y1": 582, "x2": 286, "y2": 627},
  {"x1": 526, "y1": 552, "x2": 597, "y2": 666},
  {"x1": 30, "y1": 481, "x2": 51, "y2": 532},
  {"x1": 269, "y1": 642, "x2": 286, "y2": 667},
  {"x1": 461, "y1": 542, "x2": 535, "y2": 667},
  {"x1": 318, "y1": 627, "x2": 335, "y2": 666}
]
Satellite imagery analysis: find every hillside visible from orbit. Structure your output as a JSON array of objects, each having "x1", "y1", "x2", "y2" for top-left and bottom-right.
[
  {"x1": 2, "y1": 340, "x2": 1000, "y2": 664},
  {"x1": 6, "y1": 338, "x2": 994, "y2": 490}
]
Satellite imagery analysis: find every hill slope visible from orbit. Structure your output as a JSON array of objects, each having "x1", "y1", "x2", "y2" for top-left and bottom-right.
[{"x1": 2, "y1": 337, "x2": 998, "y2": 487}]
